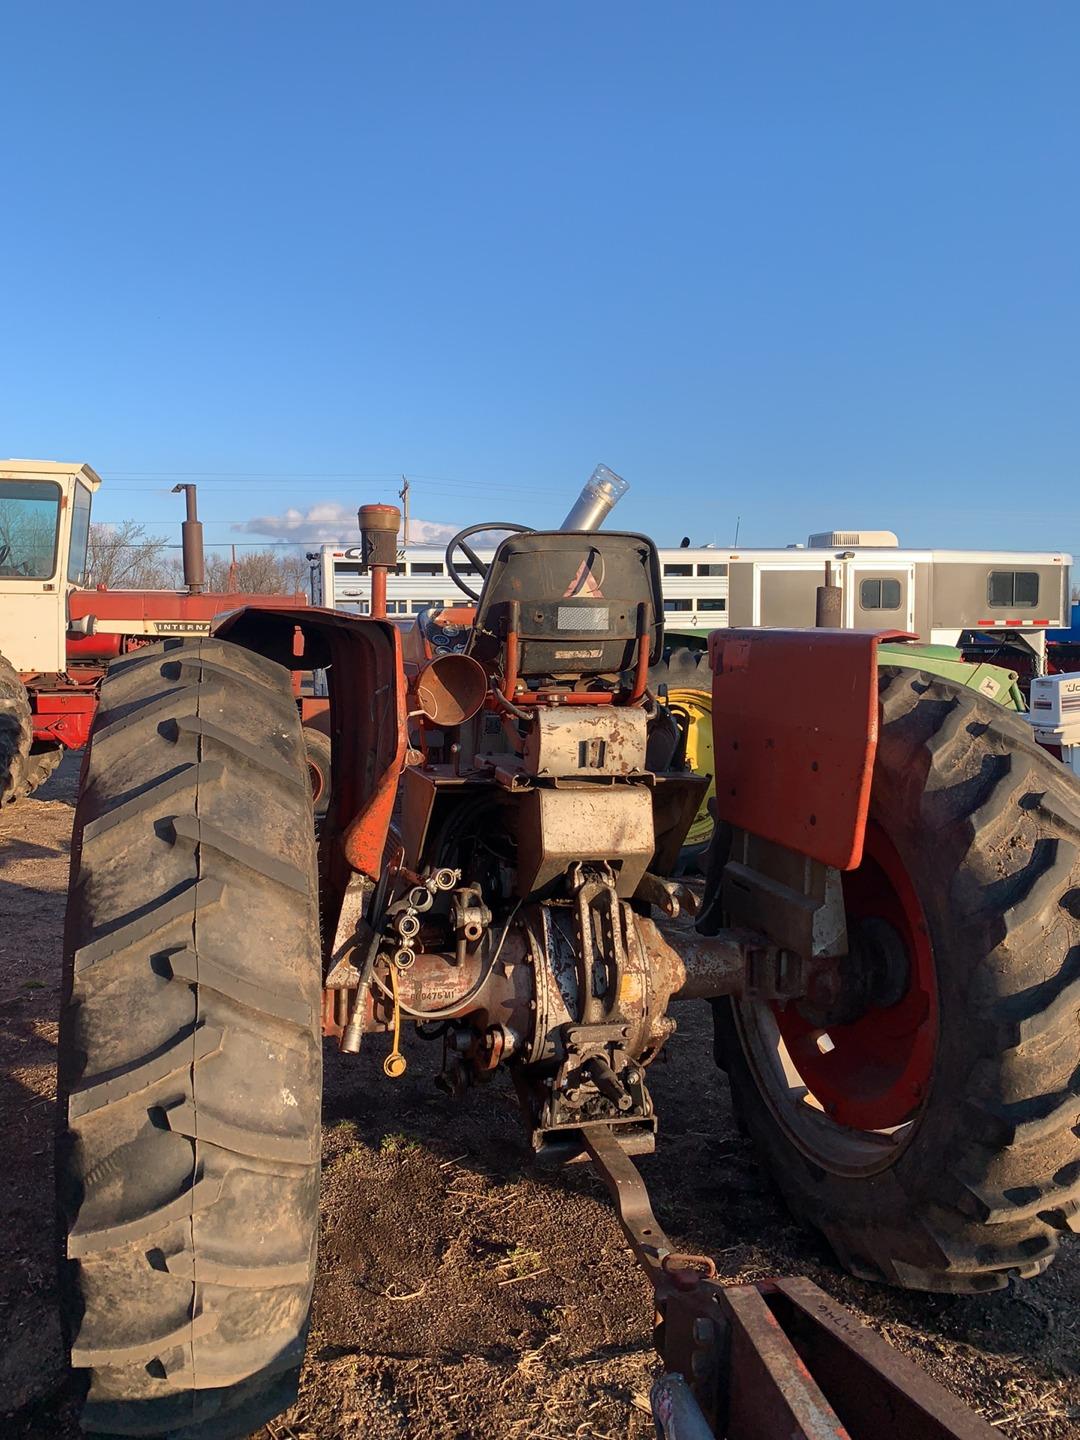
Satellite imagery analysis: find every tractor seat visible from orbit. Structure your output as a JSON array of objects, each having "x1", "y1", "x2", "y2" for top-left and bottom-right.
[{"x1": 468, "y1": 531, "x2": 663, "y2": 682}]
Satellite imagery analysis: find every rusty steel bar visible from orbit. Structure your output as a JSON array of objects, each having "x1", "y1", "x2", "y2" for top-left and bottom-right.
[{"x1": 583, "y1": 1124, "x2": 677, "y2": 1276}]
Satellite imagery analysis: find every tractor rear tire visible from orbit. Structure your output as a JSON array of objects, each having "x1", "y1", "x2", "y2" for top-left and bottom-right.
[
  {"x1": 0, "y1": 653, "x2": 33, "y2": 805},
  {"x1": 57, "y1": 637, "x2": 322, "y2": 1438},
  {"x1": 713, "y1": 667, "x2": 1080, "y2": 1293}
]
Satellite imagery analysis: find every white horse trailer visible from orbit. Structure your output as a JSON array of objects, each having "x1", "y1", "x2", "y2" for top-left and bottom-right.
[{"x1": 723, "y1": 531, "x2": 1070, "y2": 665}]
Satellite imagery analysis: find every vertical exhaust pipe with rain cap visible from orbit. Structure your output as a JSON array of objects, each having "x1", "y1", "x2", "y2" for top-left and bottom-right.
[{"x1": 560, "y1": 463, "x2": 629, "y2": 532}]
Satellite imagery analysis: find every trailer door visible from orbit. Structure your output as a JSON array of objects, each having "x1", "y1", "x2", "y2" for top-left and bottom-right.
[
  {"x1": 753, "y1": 564, "x2": 823, "y2": 627},
  {"x1": 846, "y1": 563, "x2": 915, "y2": 633}
]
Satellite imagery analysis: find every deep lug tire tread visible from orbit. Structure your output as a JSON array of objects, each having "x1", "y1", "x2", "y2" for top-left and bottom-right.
[
  {"x1": 58, "y1": 637, "x2": 321, "y2": 1438},
  {"x1": 0, "y1": 653, "x2": 33, "y2": 804},
  {"x1": 715, "y1": 667, "x2": 1080, "y2": 1293}
]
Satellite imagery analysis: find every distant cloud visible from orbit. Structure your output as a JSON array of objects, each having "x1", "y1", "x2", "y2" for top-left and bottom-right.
[{"x1": 233, "y1": 503, "x2": 459, "y2": 546}]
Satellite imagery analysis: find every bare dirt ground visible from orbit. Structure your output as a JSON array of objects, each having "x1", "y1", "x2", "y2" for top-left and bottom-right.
[{"x1": 2, "y1": 754, "x2": 1079, "y2": 1438}]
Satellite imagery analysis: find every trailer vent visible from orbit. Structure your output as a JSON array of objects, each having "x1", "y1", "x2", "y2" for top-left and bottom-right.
[{"x1": 808, "y1": 530, "x2": 900, "y2": 549}]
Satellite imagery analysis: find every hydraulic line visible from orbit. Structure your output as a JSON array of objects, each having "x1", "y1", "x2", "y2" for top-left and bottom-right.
[{"x1": 369, "y1": 899, "x2": 523, "y2": 1020}]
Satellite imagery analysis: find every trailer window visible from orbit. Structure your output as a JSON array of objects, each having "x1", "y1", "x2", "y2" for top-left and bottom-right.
[
  {"x1": 663, "y1": 563, "x2": 693, "y2": 577},
  {"x1": 410, "y1": 562, "x2": 444, "y2": 576},
  {"x1": 697, "y1": 563, "x2": 727, "y2": 576},
  {"x1": 68, "y1": 483, "x2": 93, "y2": 584},
  {"x1": 988, "y1": 571, "x2": 1039, "y2": 607},
  {"x1": 0, "y1": 480, "x2": 61, "y2": 579},
  {"x1": 698, "y1": 597, "x2": 727, "y2": 611},
  {"x1": 664, "y1": 598, "x2": 692, "y2": 611},
  {"x1": 860, "y1": 577, "x2": 902, "y2": 610}
]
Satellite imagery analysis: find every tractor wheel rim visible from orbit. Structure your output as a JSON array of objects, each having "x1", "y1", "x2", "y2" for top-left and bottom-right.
[
  {"x1": 308, "y1": 759, "x2": 326, "y2": 805},
  {"x1": 735, "y1": 821, "x2": 938, "y2": 1176}
]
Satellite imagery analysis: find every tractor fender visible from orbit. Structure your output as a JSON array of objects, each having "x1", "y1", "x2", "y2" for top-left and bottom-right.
[
  {"x1": 706, "y1": 627, "x2": 913, "y2": 871},
  {"x1": 215, "y1": 605, "x2": 407, "y2": 953}
]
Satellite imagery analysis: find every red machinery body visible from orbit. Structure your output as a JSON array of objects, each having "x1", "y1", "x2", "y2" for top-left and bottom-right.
[
  {"x1": 708, "y1": 627, "x2": 912, "y2": 871},
  {"x1": 27, "y1": 587, "x2": 308, "y2": 751}
]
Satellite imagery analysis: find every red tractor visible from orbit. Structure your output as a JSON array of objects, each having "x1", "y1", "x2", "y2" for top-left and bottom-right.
[
  {"x1": 0, "y1": 460, "x2": 329, "y2": 809},
  {"x1": 53, "y1": 479, "x2": 1078, "y2": 1438}
]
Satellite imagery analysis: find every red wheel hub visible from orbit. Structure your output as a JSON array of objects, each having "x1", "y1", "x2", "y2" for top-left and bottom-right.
[
  {"x1": 773, "y1": 822, "x2": 938, "y2": 1130},
  {"x1": 308, "y1": 759, "x2": 327, "y2": 806}
]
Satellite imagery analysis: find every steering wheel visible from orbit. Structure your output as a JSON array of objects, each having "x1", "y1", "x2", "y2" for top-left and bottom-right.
[{"x1": 445, "y1": 522, "x2": 533, "y2": 603}]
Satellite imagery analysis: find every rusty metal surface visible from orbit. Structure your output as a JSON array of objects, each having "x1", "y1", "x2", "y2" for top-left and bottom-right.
[
  {"x1": 763, "y1": 1278, "x2": 997, "y2": 1440},
  {"x1": 707, "y1": 628, "x2": 913, "y2": 871},
  {"x1": 412, "y1": 652, "x2": 488, "y2": 726},
  {"x1": 583, "y1": 1124, "x2": 674, "y2": 1275},
  {"x1": 522, "y1": 704, "x2": 648, "y2": 777},
  {"x1": 723, "y1": 1284, "x2": 850, "y2": 1440},
  {"x1": 644, "y1": 919, "x2": 747, "y2": 1001},
  {"x1": 642, "y1": 915, "x2": 816, "y2": 1004},
  {"x1": 720, "y1": 828, "x2": 831, "y2": 958},
  {"x1": 515, "y1": 784, "x2": 654, "y2": 897},
  {"x1": 584, "y1": 1124, "x2": 997, "y2": 1440}
]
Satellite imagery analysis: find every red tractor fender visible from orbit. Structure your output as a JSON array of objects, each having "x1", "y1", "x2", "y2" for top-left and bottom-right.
[
  {"x1": 707, "y1": 628, "x2": 913, "y2": 871},
  {"x1": 215, "y1": 605, "x2": 407, "y2": 956}
]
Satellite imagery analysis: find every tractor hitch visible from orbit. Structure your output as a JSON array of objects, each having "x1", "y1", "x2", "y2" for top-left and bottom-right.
[{"x1": 583, "y1": 1126, "x2": 996, "y2": 1440}]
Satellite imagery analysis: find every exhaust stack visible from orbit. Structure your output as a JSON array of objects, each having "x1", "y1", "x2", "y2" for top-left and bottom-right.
[
  {"x1": 171, "y1": 484, "x2": 206, "y2": 594},
  {"x1": 560, "y1": 463, "x2": 629, "y2": 533}
]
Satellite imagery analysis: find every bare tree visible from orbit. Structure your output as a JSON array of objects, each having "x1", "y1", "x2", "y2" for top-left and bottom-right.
[
  {"x1": 204, "y1": 550, "x2": 308, "y2": 595},
  {"x1": 87, "y1": 522, "x2": 180, "y2": 589},
  {"x1": 85, "y1": 525, "x2": 308, "y2": 596}
]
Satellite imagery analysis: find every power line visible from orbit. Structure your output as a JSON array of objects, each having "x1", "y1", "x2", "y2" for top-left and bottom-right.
[{"x1": 102, "y1": 540, "x2": 354, "y2": 550}]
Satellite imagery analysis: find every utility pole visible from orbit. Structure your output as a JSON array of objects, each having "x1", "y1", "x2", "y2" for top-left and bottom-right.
[{"x1": 399, "y1": 474, "x2": 411, "y2": 546}]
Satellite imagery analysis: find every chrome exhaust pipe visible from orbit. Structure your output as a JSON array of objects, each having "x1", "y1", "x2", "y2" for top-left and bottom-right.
[{"x1": 560, "y1": 463, "x2": 629, "y2": 532}]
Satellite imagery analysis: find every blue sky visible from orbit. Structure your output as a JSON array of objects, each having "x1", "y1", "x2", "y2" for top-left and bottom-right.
[{"x1": 1, "y1": 3, "x2": 1077, "y2": 555}]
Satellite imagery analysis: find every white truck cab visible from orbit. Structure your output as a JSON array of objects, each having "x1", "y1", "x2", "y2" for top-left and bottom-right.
[{"x1": 0, "y1": 459, "x2": 101, "y2": 673}]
